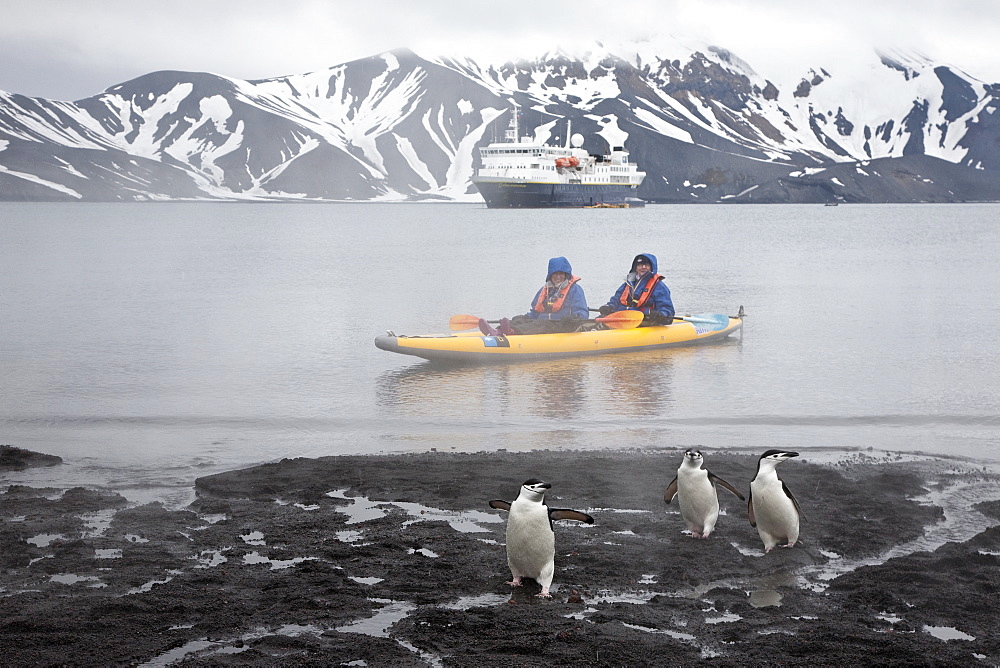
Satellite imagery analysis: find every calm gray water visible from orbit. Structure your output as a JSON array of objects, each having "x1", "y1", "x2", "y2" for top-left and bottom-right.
[{"x1": 2, "y1": 202, "x2": 999, "y2": 503}]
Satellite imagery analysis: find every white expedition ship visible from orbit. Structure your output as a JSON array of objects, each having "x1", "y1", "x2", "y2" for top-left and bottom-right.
[{"x1": 471, "y1": 112, "x2": 646, "y2": 208}]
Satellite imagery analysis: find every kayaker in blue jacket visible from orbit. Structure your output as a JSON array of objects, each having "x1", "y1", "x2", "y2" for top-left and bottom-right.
[
  {"x1": 479, "y1": 256, "x2": 589, "y2": 336},
  {"x1": 598, "y1": 253, "x2": 674, "y2": 325}
]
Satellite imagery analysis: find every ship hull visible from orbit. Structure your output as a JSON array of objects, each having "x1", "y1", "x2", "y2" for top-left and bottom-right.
[{"x1": 472, "y1": 179, "x2": 644, "y2": 208}]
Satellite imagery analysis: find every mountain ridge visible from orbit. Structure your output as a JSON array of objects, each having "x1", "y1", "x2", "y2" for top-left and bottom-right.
[{"x1": 2, "y1": 43, "x2": 998, "y2": 203}]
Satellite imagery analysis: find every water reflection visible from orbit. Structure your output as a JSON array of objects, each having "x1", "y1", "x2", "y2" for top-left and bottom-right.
[
  {"x1": 374, "y1": 347, "x2": 703, "y2": 423},
  {"x1": 599, "y1": 349, "x2": 676, "y2": 411}
]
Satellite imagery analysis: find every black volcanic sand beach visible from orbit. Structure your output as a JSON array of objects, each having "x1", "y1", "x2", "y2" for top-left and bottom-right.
[{"x1": 2, "y1": 446, "x2": 1000, "y2": 666}]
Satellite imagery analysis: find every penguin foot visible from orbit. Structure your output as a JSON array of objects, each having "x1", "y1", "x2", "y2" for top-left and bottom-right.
[
  {"x1": 536, "y1": 588, "x2": 551, "y2": 598},
  {"x1": 685, "y1": 530, "x2": 711, "y2": 539},
  {"x1": 506, "y1": 578, "x2": 523, "y2": 587}
]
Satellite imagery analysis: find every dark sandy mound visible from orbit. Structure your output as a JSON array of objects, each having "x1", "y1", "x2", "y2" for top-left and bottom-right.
[
  {"x1": 0, "y1": 444, "x2": 62, "y2": 471},
  {"x1": 1, "y1": 448, "x2": 998, "y2": 666}
]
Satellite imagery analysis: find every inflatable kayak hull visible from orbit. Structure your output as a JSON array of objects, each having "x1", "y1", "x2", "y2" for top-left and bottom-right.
[{"x1": 375, "y1": 315, "x2": 742, "y2": 364}]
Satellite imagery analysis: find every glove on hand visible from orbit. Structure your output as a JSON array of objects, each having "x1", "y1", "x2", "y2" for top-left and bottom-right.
[
  {"x1": 643, "y1": 313, "x2": 672, "y2": 325},
  {"x1": 598, "y1": 305, "x2": 615, "y2": 316}
]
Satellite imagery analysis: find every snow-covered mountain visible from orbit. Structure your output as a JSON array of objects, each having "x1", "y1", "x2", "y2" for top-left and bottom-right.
[{"x1": 2, "y1": 44, "x2": 998, "y2": 203}]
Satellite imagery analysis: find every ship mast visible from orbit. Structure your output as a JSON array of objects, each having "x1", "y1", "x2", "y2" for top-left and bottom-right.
[
  {"x1": 505, "y1": 105, "x2": 519, "y2": 144},
  {"x1": 565, "y1": 119, "x2": 571, "y2": 149}
]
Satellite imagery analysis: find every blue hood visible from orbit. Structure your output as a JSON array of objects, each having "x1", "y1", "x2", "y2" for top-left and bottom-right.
[
  {"x1": 546, "y1": 256, "x2": 573, "y2": 280},
  {"x1": 630, "y1": 253, "x2": 658, "y2": 274}
]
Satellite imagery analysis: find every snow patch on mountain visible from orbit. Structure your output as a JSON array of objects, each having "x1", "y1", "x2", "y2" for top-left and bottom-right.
[
  {"x1": 1, "y1": 164, "x2": 83, "y2": 198},
  {"x1": 592, "y1": 114, "x2": 631, "y2": 149},
  {"x1": 632, "y1": 107, "x2": 693, "y2": 144},
  {"x1": 199, "y1": 96, "x2": 233, "y2": 133},
  {"x1": 395, "y1": 133, "x2": 436, "y2": 188}
]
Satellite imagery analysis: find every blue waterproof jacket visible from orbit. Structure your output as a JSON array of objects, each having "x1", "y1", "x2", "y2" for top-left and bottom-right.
[
  {"x1": 525, "y1": 256, "x2": 589, "y2": 320},
  {"x1": 605, "y1": 252, "x2": 675, "y2": 320}
]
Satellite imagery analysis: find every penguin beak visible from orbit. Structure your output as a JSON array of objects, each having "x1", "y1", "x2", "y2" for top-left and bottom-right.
[{"x1": 783, "y1": 452, "x2": 799, "y2": 458}]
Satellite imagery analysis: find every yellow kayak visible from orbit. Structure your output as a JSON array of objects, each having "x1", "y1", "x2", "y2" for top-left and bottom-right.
[{"x1": 374, "y1": 313, "x2": 742, "y2": 364}]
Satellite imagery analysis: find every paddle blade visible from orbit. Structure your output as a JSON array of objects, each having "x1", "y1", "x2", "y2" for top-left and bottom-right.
[
  {"x1": 595, "y1": 310, "x2": 644, "y2": 329},
  {"x1": 676, "y1": 313, "x2": 731, "y2": 331},
  {"x1": 449, "y1": 314, "x2": 482, "y2": 331}
]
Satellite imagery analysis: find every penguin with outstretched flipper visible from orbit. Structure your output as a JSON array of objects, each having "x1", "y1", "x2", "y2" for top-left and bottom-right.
[{"x1": 489, "y1": 478, "x2": 593, "y2": 598}]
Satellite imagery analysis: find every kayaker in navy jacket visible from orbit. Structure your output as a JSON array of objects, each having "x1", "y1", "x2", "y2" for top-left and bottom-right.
[
  {"x1": 598, "y1": 253, "x2": 674, "y2": 325},
  {"x1": 479, "y1": 256, "x2": 589, "y2": 335}
]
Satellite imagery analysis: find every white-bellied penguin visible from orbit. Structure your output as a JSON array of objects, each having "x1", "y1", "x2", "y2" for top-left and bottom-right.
[
  {"x1": 748, "y1": 450, "x2": 802, "y2": 552},
  {"x1": 488, "y1": 478, "x2": 594, "y2": 598},
  {"x1": 663, "y1": 449, "x2": 745, "y2": 538}
]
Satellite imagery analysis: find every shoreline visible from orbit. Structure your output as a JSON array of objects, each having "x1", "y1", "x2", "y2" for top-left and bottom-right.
[{"x1": 2, "y1": 448, "x2": 999, "y2": 665}]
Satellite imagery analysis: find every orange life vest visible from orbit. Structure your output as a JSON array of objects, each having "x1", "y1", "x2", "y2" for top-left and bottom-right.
[
  {"x1": 619, "y1": 273, "x2": 664, "y2": 311},
  {"x1": 532, "y1": 276, "x2": 581, "y2": 313}
]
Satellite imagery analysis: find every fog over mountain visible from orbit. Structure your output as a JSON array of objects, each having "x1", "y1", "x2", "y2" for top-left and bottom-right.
[{"x1": 2, "y1": 42, "x2": 998, "y2": 203}]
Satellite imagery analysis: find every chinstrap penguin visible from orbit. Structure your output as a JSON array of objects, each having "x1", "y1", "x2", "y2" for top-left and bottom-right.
[
  {"x1": 663, "y1": 449, "x2": 745, "y2": 538},
  {"x1": 748, "y1": 450, "x2": 802, "y2": 552},
  {"x1": 489, "y1": 478, "x2": 594, "y2": 598}
]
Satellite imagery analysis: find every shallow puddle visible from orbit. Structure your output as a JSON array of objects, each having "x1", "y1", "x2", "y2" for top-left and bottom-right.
[
  {"x1": 326, "y1": 490, "x2": 390, "y2": 524},
  {"x1": 79, "y1": 509, "x2": 117, "y2": 538},
  {"x1": 192, "y1": 549, "x2": 228, "y2": 568},
  {"x1": 440, "y1": 593, "x2": 510, "y2": 610},
  {"x1": 705, "y1": 611, "x2": 743, "y2": 623},
  {"x1": 802, "y1": 477, "x2": 1000, "y2": 591},
  {"x1": 623, "y1": 622, "x2": 695, "y2": 640},
  {"x1": 27, "y1": 533, "x2": 64, "y2": 547},
  {"x1": 326, "y1": 489, "x2": 504, "y2": 533},
  {"x1": 748, "y1": 590, "x2": 783, "y2": 608},
  {"x1": 924, "y1": 625, "x2": 975, "y2": 641},
  {"x1": 95, "y1": 548, "x2": 123, "y2": 559},
  {"x1": 336, "y1": 598, "x2": 416, "y2": 638},
  {"x1": 407, "y1": 547, "x2": 439, "y2": 558},
  {"x1": 240, "y1": 530, "x2": 266, "y2": 545},
  {"x1": 242, "y1": 551, "x2": 317, "y2": 570},
  {"x1": 127, "y1": 577, "x2": 173, "y2": 595},
  {"x1": 335, "y1": 529, "x2": 365, "y2": 543},
  {"x1": 50, "y1": 573, "x2": 104, "y2": 587},
  {"x1": 139, "y1": 623, "x2": 323, "y2": 667}
]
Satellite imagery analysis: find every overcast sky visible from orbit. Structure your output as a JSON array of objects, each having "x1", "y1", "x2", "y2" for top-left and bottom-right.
[{"x1": 3, "y1": 0, "x2": 999, "y2": 101}]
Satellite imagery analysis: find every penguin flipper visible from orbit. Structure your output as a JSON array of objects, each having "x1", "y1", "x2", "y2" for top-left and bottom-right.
[
  {"x1": 489, "y1": 500, "x2": 511, "y2": 512},
  {"x1": 663, "y1": 477, "x2": 679, "y2": 503},
  {"x1": 549, "y1": 508, "x2": 594, "y2": 524},
  {"x1": 709, "y1": 472, "x2": 745, "y2": 500},
  {"x1": 782, "y1": 482, "x2": 804, "y2": 520},
  {"x1": 747, "y1": 493, "x2": 757, "y2": 527}
]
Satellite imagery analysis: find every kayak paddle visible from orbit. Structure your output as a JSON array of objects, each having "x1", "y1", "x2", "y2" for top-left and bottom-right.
[
  {"x1": 587, "y1": 307, "x2": 732, "y2": 332},
  {"x1": 674, "y1": 313, "x2": 732, "y2": 331},
  {"x1": 448, "y1": 310, "x2": 643, "y2": 332}
]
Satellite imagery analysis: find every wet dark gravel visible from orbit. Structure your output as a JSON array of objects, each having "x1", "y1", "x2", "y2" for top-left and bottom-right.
[{"x1": 2, "y1": 448, "x2": 999, "y2": 666}]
